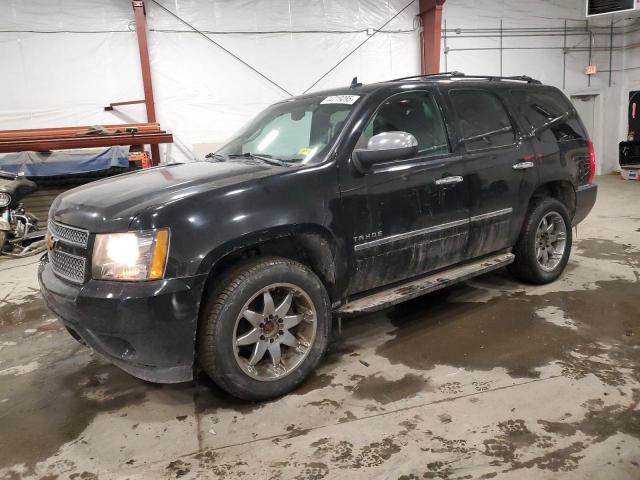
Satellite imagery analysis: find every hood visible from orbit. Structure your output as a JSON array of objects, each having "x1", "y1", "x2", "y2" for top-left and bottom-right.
[{"x1": 51, "y1": 161, "x2": 283, "y2": 232}]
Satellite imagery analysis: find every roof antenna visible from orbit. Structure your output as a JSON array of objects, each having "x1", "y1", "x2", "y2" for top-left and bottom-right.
[{"x1": 350, "y1": 76, "x2": 362, "y2": 88}]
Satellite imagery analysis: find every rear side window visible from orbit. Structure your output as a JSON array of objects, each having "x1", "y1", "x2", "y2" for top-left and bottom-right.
[
  {"x1": 356, "y1": 91, "x2": 450, "y2": 157},
  {"x1": 449, "y1": 90, "x2": 515, "y2": 151},
  {"x1": 510, "y1": 89, "x2": 585, "y2": 142}
]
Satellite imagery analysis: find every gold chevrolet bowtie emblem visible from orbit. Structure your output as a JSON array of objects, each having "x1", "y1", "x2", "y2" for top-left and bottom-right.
[{"x1": 46, "y1": 232, "x2": 57, "y2": 251}]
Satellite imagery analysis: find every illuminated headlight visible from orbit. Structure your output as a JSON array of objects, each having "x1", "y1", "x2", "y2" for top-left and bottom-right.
[
  {"x1": 0, "y1": 193, "x2": 11, "y2": 208},
  {"x1": 92, "y1": 229, "x2": 170, "y2": 281}
]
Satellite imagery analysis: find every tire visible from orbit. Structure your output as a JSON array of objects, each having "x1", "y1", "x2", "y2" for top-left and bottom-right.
[
  {"x1": 0, "y1": 231, "x2": 7, "y2": 253},
  {"x1": 198, "y1": 256, "x2": 331, "y2": 400},
  {"x1": 509, "y1": 197, "x2": 572, "y2": 284}
]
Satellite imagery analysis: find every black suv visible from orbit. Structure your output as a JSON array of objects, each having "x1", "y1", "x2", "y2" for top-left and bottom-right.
[{"x1": 39, "y1": 72, "x2": 597, "y2": 400}]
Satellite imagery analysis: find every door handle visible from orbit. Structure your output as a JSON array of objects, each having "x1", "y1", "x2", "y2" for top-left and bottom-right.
[
  {"x1": 512, "y1": 162, "x2": 535, "y2": 170},
  {"x1": 435, "y1": 175, "x2": 464, "y2": 185}
]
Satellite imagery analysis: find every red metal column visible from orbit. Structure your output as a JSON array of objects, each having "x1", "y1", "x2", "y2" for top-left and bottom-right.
[
  {"x1": 132, "y1": 1, "x2": 161, "y2": 165},
  {"x1": 419, "y1": 0, "x2": 446, "y2": 75}
]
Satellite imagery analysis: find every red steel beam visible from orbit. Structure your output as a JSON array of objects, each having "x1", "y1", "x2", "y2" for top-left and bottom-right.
[
  {"x1": 132, "y1": 1, "x2": 161, "y2": 165},
  {"x1": 0, "y1": 132, "x2": 173, "y2": 154},
  {"x1": 104, "y1": 99, "x2": 146, "y2": 111},
  {"x1": 0, "y1": 123, "x2": 161, "y2": 140},
  {"x1": 419, "y1": 0, "x2": 446, "y2": 74}
]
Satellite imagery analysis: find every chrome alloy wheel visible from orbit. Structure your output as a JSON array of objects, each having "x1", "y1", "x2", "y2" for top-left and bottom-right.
[
  {"x1": 535, "y1": 211, "x2": 567, "y2": 272},
  {"x1": 233, "y1": 283, "x2": 317, "y2": 381}
]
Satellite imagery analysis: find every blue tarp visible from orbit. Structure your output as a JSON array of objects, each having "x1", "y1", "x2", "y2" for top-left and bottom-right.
[{"x1": 0, "y1": 146, "x2": 129, "y2": 177}]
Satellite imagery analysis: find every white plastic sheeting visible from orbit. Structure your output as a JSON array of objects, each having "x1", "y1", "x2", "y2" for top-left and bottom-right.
[{"x1": 0, "y1": 0, "x2": 421, "y2": 162}]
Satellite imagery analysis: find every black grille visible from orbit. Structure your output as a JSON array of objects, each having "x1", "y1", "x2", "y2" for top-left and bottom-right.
[
  {"x1": 50, "y1": 249, "x2": 86, "y2": 284},
  {"x1": 50, "y1": 221, "x2": 89, "y2": 247}
]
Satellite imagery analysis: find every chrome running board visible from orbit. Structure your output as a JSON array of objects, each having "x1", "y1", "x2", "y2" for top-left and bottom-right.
[{"x1": 336, "y1": 252, "x2": 514, "y2": 317}]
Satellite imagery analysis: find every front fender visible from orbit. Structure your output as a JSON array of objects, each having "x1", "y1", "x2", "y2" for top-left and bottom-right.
[
  {"x1": 129, "y1": 161, "x2": 344, "y2": 281},
  {"x1": 0, "y1": 218, "x2": 10, "y2": 231}
]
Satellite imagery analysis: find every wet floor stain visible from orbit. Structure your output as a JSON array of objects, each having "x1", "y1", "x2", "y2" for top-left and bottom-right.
[
  {"x1": 373, "y1": 278, "x2": 639, "y2": 383},
  {"x1": 191, "y1": 449, "x2": 247, "y2": 478},
  {"x1": 166, "y1": 459, "x2": 191, "y2": 478},
  {"x1": 292, "y1": 373, "x2": 335, "y2": 396},
  {"x1": 575, "y1": 238, "x2": 640, "y2": 267},
  {"x1": 538, "y1": 390, "x2": 640, "y2": 443},
  {"x1": 464, "y1": 390, "x2": 640, "y2": 476},
  {"x1": 351, "y1": 373, "x2": 432, "y2": 404},
  {"x1": 310, "y1": 435, "x2": 402, "y2": 470},
  {"x1": 69, "y1": 472, "x2": 99, "y2": 480},
  {"x1": 483, "y1": 419, "x2": 542, "y2": 463},
  {"x1": 0, "y1": 355, "x2": 148, "y2": 472},
  {"x1": 192, "y1": 372, "x2": 263, "y2": 416},
  {"x1": 0, "y1": 294, "x2": 53, "y2": 328}
]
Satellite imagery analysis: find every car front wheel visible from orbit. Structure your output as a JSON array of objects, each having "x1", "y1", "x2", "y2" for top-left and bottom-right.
[{"x1": 198, "y1": 257, "x2": 331, "y2": 400}]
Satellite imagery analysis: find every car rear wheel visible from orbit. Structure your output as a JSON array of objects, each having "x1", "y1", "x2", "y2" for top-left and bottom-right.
[
  {"x1": 198, "y1": 257, "x2": 331, "y2": 400},
  {"x1": 510, "y1": 197, "x2": 572, "y2": 284}
]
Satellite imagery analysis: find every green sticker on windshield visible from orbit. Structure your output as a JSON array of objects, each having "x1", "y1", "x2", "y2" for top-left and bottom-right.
[{"x1": 298, "y1": 147, "x2": 312, "y2": 155}]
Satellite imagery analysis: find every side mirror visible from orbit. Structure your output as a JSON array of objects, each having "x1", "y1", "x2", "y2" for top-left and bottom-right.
[{"x1": 352, "y1": 131, "x2": 418, "y2": 172}]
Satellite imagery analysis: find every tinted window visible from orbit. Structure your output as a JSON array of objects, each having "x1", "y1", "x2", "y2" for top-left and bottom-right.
[
  {"x1": 450, "y1": 90, "x2": 515, "y2": 150},
  {"x1": 510, "y1": 88, "x2": 584, "y2": 142},
  {"x1": 356, "y1": 92, "x2": 450, "y2": 157}
]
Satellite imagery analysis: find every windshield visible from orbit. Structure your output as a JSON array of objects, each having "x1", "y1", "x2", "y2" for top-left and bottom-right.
[{"x1": 216, "y1": 95, "x2": 359, "y2": 165}]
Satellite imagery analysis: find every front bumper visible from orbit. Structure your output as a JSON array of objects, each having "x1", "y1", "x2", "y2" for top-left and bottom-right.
[
  {"x1": 38, "y1": 254, "x2": 208, "y2": 383},
  {"x1": 573, "y1": 183, "x2": 598, "y2": 226}
]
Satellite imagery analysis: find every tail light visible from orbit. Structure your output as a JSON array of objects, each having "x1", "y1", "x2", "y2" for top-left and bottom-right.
[{"x1": 587, "y1": 139, "x2": 596, "y2": 184}]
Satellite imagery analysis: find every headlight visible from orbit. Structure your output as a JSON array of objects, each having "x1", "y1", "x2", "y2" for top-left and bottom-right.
[
  {"x1": 0, "y1": 192, "x2": 11, "y2": 208},
  {"x1": 92, "y1": 229, "x2": 170, "y2": 281}
]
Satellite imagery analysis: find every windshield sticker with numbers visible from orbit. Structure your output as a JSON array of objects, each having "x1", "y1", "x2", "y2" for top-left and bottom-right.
[{"x1": 320, "y1": 95, "x2": 360, "y2": 105}]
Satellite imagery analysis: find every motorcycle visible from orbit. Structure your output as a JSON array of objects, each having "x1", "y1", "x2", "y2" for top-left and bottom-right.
[{"x1": 0, "y1": 170, "x2": 45, "y2": 256}]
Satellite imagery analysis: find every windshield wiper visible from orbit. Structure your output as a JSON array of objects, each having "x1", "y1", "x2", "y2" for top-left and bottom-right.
[
  {"x1": 228, "y1": 153, "x2": 288, "y2": 167},
  {"x1": 205, "y1": 152, "x2": 228, "y2": 162}
]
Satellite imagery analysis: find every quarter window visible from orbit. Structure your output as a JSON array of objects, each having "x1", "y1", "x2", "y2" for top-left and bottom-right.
[
  {"x1": 510, "y1": 89, "x2": 583, "y2": 142},
  {"x1": 450, "y1": 90, "x2": 515, "y2": 150},
  {"x1": 356, "y1": 92, "x2": 450, "y2": 157}
]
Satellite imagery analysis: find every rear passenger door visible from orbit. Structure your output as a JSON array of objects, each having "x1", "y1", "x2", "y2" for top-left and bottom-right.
[{"x1": 445, "y1": 87, "x2": 538, "y2": 258}]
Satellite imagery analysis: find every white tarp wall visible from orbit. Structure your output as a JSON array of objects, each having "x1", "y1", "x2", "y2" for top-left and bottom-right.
[
  {"x1": 1, "y1": 0, "x2": 638, "y2": 170},
  {"x1": 0, "y1": 0, "x2": 421, "y2": 163}
]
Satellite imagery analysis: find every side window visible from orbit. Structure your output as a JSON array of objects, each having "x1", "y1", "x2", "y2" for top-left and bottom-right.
[
  {"x1": 450, "y1": 90, "x2": 515, "y2": 151},
  {"x1": 510, "y1": 89, "x2": 584, "y2": 142},
  {"x1": 356, "y1": 92, "x2": 450, "y2": 157}
]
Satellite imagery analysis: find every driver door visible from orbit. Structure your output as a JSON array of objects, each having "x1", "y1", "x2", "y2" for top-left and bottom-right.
[{"x1": 338, "y1": 90, "x2": 469, "y2": 295}]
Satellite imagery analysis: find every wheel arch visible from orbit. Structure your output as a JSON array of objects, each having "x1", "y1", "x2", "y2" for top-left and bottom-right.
[
  {"x1": 528, "y1": 180, "x2": 576, "y2": 218},
  {"x1": 196, "y1": 224, "x2": 341, "y2": 302}
]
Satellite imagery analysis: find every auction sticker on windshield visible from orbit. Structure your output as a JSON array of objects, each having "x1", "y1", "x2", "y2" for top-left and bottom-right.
[{"x1": 321, "y1": 95, "x2": 360, "y2": 105}]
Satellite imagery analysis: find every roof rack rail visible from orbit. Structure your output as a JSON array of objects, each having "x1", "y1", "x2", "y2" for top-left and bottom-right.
[
  {"x1": 389, "y1": 72, "x2": 541, "y2": 84},
  {"x1": 389, "y1": 71, "x2": 466, "y2": 82}
]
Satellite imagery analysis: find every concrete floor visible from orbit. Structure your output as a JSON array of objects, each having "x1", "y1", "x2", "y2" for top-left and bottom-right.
[{"x1": 0, "y1": 175, "x2": 639, "y2": 480}]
